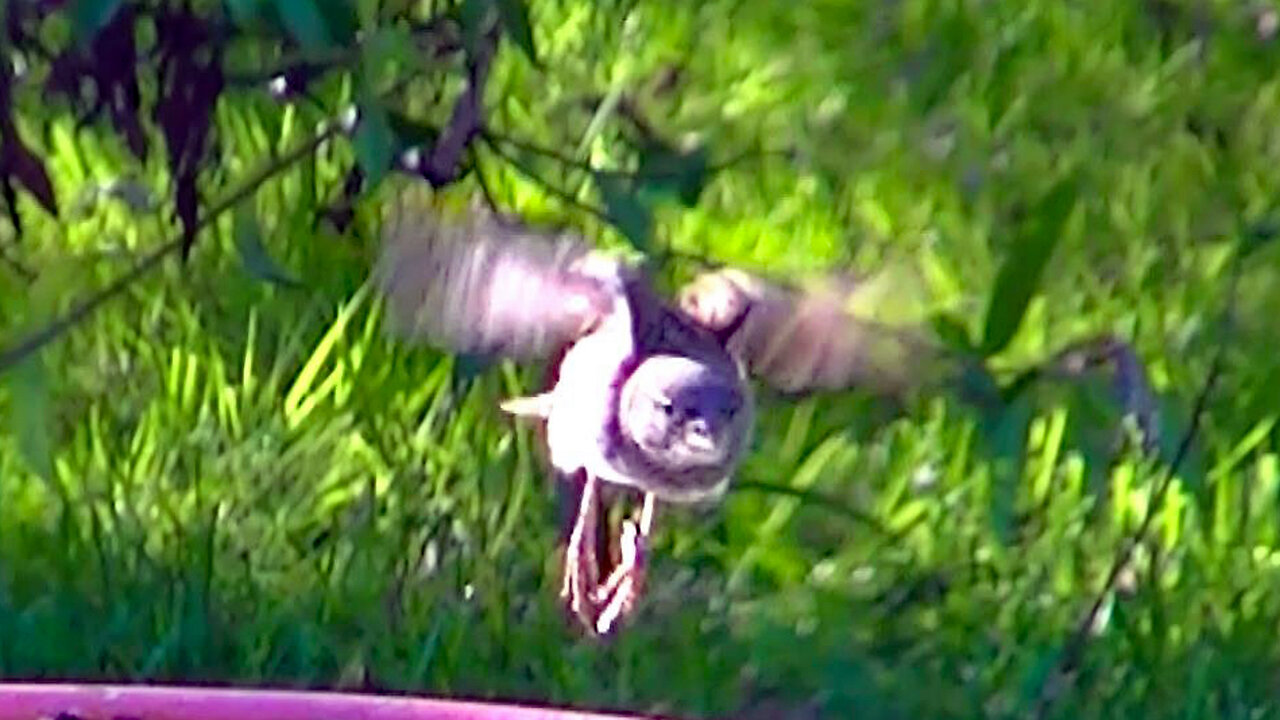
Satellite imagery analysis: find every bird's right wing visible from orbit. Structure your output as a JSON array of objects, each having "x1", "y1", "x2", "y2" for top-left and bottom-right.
[
  {"x1": 375, "y1": 190, "x2": 620, "y2": 362},
  {"x1": 677, "y1": 267, "x2": 953, "y2": 397}
]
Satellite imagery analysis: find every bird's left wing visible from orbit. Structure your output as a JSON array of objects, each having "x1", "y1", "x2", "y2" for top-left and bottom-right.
[{"x1": 376, "y1": 190, "x2": 620, "y2": 362}]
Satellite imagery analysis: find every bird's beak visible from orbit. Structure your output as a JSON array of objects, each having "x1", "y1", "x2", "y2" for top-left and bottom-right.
[{"x1": 499, "y1": 391, "x2": 554, "y2": 418}]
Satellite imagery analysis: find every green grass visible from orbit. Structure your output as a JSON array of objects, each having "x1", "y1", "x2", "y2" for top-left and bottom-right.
[{"x1": 3, "y1": 0, "x2": 1280, "y2": 717}]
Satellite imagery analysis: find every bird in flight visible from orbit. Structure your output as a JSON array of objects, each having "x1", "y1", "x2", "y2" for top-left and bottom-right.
[{"x1": 374, "y1": 186, "x2": 948, "y2": 637}]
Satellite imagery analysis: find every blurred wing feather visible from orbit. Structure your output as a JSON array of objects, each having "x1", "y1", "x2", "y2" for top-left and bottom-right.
[
  {"x1": 377, "y1": 195, "x2": 617, "y2": 361},
  {"x1": 678, "y1": 268, "x2": 947, "y2": 396}
]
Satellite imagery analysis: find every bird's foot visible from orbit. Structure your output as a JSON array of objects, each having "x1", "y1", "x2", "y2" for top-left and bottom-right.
[{"x1": 559, "y1": 473, "x2": 656, "y2": 637}]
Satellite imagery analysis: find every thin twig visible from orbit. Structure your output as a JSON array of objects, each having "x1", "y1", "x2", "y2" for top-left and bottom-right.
[
  {"x1": 477, "y1": 139, "x2": 724, "y2": 275},
  {"x1": 732, "y1": 479, "x2": 904, "y2": 540},
  {"x1": 1032, "y1": 253, "x2": 1244, "y2": 717},
  {"x1": 486, "y1": 127, "x2": 792, "y2": 179},
  {"x1": 705, "y1": 146, "x2": 795, "y2": 174},
  {"x1": 479, "y1": 137, "x2": 733, "y2": 278},
  {"x1": 469, "y1": 146, "x2": 505, "y2": 217},
  {"x1": 482, "y1": 129, "x2": 599, "y2": 173},
  {"x1": 479, "y1": 135, "x2": 611, "y2": 222}
]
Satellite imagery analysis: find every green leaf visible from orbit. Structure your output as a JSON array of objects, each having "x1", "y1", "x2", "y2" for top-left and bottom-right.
[
  {"x1": 387, "y1": 112, "x2": 440, "y2": 150},
  {"x1": 635, "y1": 141, "x2": 709, "y2": 207},
  {"x1": 71, "y1": 0, "x2": 124, "y2": 46},
  {"x1": 353, "y1": 98, "x2": 395, "y2": 186},
  {"x1": 951, "y1": 359, "x2": 1002, "y2": 412},
  {"x1": 978, "y1": 393, "x2": 1032, "y2": 543},
  {"x1": 273, "y1": 0, "x2": 333, "y2": 52},
  {"x1": 5, "y1": 354, "x2": 54, "y2": 481},
  {"x1": 230, "y1": 0, "x2": 292, "y2": 34},
  {"x1": 361, "y1": 25, "x2": 419, "y2": 78},
  {"x1": 1018, "y1": 644, "x2": 1063, "y2": 706},
  {"x1": 1153, "y1": 391, "x2": 1207, "y2": 494},
  {"x1": 494, "y1": 0, "x2": 539, "y2": 66},
  {"x1": 450, "y1": 353, "x2": 494, "y2": 399},
  {"x1": 26, "y1": 252, "x2": 97, "y2": 326},
  {"x1": 223, "y1": 0, "x2": 264, "y2": 26},
  {"x1": 1240, "y1": 216, "x2": 1280, "y2": 260},
  {"x1": 313, "y1": 0, "x2": 358, "y2": 46},
  {"x1": 595, "y1": 171, "x2": 654, "y2": 252},
  {"x1": 980, "y1": 178, "x2": 1077, "y2": 356},
  {"x1": 929, "y1": 311, "x2": 976, "y2": 353},
  {"x1": 459, "y1": 0, "x2": 495, "y2": 55},
  {"x1": 234, "y1": 207, "x2": 304, "y2": 290},
  {"x1": 1062, "y1": 373, "x2": 1123, "y2": 494}
]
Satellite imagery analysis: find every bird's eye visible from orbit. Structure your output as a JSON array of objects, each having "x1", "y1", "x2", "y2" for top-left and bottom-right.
[
  {"x1": 655, "y1": 397, "x2": 675, "y2": 416},
  {"x1": 687, "y1": 417, "x2": 710, "y2": 439}
]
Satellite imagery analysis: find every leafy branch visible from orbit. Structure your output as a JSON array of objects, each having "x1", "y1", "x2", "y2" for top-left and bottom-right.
[
  {"x1": 0, "y1": 0, "x2": 504, "y2": 371},
  {"x1": 1, "y1": 0, "x2": 759, "y2": 359},
  {"x1": 0, "y1": 120, "x2": 340, "y2": 373}
]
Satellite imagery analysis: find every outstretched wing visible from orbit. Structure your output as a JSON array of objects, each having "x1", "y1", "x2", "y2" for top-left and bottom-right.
[
  {"x1": 376, "y1": 191, "x2": 620, "y2": 361},
  {"x1": 677, "y1": 267, "x2": 951, "y2": 397}
]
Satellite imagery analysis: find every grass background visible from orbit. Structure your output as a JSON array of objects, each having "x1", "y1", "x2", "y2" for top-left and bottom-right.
[{"x1": 3, "y1": 0, "x2": 1280, "y2": 717}]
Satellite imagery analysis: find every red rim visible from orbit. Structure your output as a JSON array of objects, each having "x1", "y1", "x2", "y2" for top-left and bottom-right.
[{"x1": 0, "y1": 683, "x2": 670, "y2": 720}]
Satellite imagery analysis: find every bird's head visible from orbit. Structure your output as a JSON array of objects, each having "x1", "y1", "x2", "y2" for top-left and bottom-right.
[{"x1": 618, "y1": 354, "x2": 753, "y2": 493}]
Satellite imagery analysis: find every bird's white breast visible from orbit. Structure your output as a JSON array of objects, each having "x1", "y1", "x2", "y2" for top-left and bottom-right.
[
  {"x1": 539, "y1": 252, "x2": 639, "y2": 486},
  {"x1": 544, "y1": 304, "x2": 635, "y2": 485}
]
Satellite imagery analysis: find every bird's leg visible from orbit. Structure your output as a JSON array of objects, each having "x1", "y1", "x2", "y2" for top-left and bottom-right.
[
  {"x1": 558, "y1": 473, "x2": 657, "y2": 637},
  {"x1": 589, "y1": 492, "x2": 656, "y2": 636},
  {"x1": 559, "y1": 470, "x2": 602, "y2": 629}
]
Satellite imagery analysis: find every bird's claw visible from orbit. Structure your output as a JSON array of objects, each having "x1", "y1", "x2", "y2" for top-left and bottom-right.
[{"x1": 559, "y1": 473, "x2": 656, "y2": 637}]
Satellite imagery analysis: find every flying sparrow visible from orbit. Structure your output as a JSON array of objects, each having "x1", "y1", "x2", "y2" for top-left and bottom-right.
[{"x1": 375, "y1": 188, "x2": 943, "y2": 637}]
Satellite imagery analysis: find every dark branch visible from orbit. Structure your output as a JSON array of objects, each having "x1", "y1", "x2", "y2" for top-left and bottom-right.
[{"x1": 418, "y1": 26, "x2": 497, "y2": 186}]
